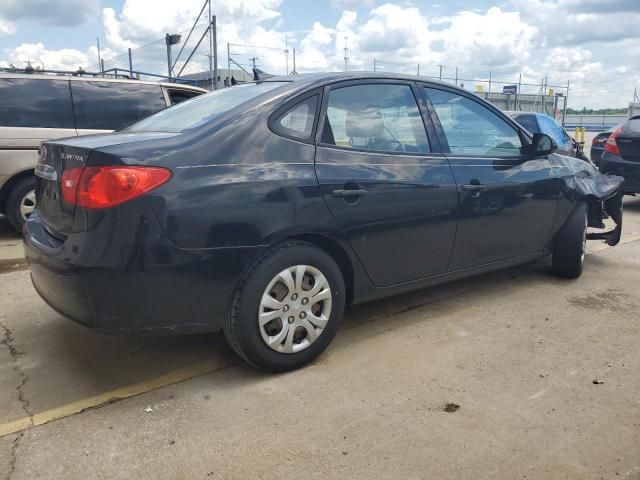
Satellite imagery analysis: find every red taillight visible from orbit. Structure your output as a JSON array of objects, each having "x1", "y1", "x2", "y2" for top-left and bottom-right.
[
  {"x1": 61, "y1": 166, "x2": 172, "y2": 209},
  {"x1": 604, "y1": 126, "x2": 623, "y2": 155}
]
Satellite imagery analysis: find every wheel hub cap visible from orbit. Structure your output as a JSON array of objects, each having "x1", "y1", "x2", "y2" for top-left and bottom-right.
[
  {"x1": 258, "y1": 265, "x2": 332, "y2": 354},
  {"x1": 20, "y1": 190, "x2": 36, "y2": 220}
]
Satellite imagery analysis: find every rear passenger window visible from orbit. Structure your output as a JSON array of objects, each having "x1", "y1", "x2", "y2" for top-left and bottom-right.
[
  {"x1": 0, "y1": 78, "x2": 74, "y2": 129},
  {"x1": 71, "y1": 82, "x2": 167, "y2": 130},
  {"x1": 321, "y1": 83, "x2": 429, "y2": 154},
  {"x1": 167, "y1": 88, "x2": 202, "y2": 105},
  {"x1": 272, "y1": 96, "x2": 318, "y2": 141}
]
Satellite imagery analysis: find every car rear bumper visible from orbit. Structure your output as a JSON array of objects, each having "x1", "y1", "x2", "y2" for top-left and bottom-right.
[
  {"x1": 24, "y1": 210, "x2": 263, "y2": 333},
  {"x1": 599, "y1": 153, "x2": 640, "y2": 193}
]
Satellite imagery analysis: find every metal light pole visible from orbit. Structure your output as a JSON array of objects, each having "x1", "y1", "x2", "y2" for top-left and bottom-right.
[
  {"x1": 165, "y1": 33, "x2": 181, "y2": 79},
  {"x1": 212, "y1": 15, "x2": 218, "y2": 90},
  {"x1": 96, "y1": 37, "x2": 102, "y2": 71},
  {"x1": 291, "y1": 48, "x2": 297, "y2": 74},
  {"x1": 343, "y1": 36, "x2": 348, "y2": 72},
  {"x1": 227, "y1": 42, "x2": 231, "y2": 86},
  {"x1": 208, "y1": 0, "x2": 213, "y2": 90},
  {"x1": 285, "y1": 35, "x2": 289, "y2": 75}
]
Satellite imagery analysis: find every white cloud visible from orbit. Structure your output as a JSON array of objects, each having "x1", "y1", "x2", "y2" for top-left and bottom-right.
[
  {"x1": 1, "y1": 0, "x2": 638, "y2": 109},
  {"x1": 5, "y1": 42, "x2": 90, "y2": 70},
  {"x1": 510, "y1": 0, "x2": 640, "y2": 45},
  {"x1": 0, "y1": 0, "x2": 99, "y2": 27},
  {"x1": 0, "y1": 17, "x2": 15, "y2": 35}
]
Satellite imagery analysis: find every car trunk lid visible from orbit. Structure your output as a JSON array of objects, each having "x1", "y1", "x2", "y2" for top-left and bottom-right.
[
  {"x1": 35, "y1": 141, "x2": 90, "y2": 237},
  {"x1": 35, "y1": 132, "x2": 180, "y2": 237},
  {"x1": 617, "y1": 118, "x2": 640, "y2": 161}
]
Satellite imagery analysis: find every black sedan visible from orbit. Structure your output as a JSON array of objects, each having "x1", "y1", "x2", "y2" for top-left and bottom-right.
[
  {"x1": 25, "y1": 73, "x2": 624, "y2": 371},
  {"x1": 599, "y1": 116, "x2": 640, "y2": 193},
  {"x1": 591, "y1": 125, "x2": 620, "y2": 165}
]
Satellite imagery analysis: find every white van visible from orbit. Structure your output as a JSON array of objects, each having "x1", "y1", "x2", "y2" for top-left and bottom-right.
[{"x1": 0, "y1": 71, "x2": 206, "y2": 231}]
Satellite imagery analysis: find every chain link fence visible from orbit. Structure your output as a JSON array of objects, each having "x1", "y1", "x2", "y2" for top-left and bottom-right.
[
  {"x1": 101, "y1": 35, "x2": 570, "y2": 120},
  {"x1": 103, "y1": 18, "x2": 213, "y2": 82}
]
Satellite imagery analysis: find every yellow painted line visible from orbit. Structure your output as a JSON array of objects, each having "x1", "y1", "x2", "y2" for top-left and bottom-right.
[
  {"x1": 0, "y1": 357, "x2": 238, "y2": 438},
  {"x1": 1, "y1": 230, "x2": 638, "y2": 439}
]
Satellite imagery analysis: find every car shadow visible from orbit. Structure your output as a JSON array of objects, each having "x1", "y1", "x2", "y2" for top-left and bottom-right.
[{"x1": 7, "y1": 253, "x2": 555, "y2": 418}]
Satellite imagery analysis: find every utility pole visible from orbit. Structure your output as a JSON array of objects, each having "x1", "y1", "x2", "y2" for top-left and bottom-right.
[
  {"x1": 373, "y1": 59, "x2": 376, "y2": 72},
  {"x1": 488, "y1": 70, "x2": 492, "y2": 93},
  {"x1": 249, "y1": 57, "x2": 258, "y2": 69},
  {"x1": 284, "y1": 35, "x2": 289, "y2": 75},
  {"x1": 417, "y1": 63, "x2": 420, "y2": 76},
  {"x1": 455, "y1": 67, "x2": 458, "y2": 85},
  {"x1": 438, "y1": 64, "x2": 445, "y2": 80},
  {"x1": 227, "y1": 42, "x2": 231, "y2": 86},
  {"x1": 128, "y1": 48, "x2": 133, "y2": 76},
  {"x1": 343, "y1": 36, "x2": 349, "y2": 72}
]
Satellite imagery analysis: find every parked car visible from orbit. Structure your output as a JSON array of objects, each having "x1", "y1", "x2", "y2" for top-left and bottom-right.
[
  {"x1": 25, "y1": 73, "x2": 624, "y2": 372},
  {"x1": 505, "y1": 111, "x2": 589, "y2": 161},
  {"x1": 591, "y1": 124, "x2": 626, "y2": 166},
  {"x1": 599, "y1": 116, "x2": 640, "y2": 194},
  {"x1": 0, "y1": 72, "x2": 206, "y2": 231}
]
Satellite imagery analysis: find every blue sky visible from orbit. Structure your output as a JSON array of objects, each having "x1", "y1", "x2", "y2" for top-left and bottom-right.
[{"x1": 1, "y1": 0, "x2": 638, "y2": 109}]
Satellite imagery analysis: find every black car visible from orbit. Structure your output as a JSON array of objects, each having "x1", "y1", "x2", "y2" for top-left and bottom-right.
[
  {"x1": 24, "y1": 73, "x2": 624, "y2": 372},
  {"x1": 599, "y1": 116, "x2": 640, "y2": 193},
  {"x1": 590, "y1": 125, "x2": 620, "y2": 165},
  {"x1": 505, "y1": 111, "x2": 588, "y2": 161}
]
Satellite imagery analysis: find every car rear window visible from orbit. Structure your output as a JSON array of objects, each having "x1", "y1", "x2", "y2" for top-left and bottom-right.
[
  {"x1": 0, "y1": 78, "x2": 74, "y2": 129},
  {"x1": 71, "y1": 81, "x2": 167, "y2": 130},
  {"x1": 126, "y1": 82, "x2": 288, "y2": 133},
  {"x1": 167, "y1": 88, "x2": 202, "y2": 105}
]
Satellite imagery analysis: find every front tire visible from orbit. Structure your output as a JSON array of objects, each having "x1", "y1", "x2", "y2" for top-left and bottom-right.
[
  {"x1": 552, "y1": 202, "x2": 588, "y2": 279},
  {"x1": 6, "y1": 177, "x2": 36, "y2": 233},
  {"x1": 224, "y1": 241, "x2": 345, "y2": 372}
]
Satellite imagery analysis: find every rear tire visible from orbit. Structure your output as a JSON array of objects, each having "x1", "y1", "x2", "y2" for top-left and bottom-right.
[
  {"x1": 552, "y1": 202, "x2": 588, "y2": 279},
  {"x1": 224, "y1": 240, "x2": 345, "y2": 372},
  {"x1": 6, "y1": 177, "x2": 36, "y2": 233}
]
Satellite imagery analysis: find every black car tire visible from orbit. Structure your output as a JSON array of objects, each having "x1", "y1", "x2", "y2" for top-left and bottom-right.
[
  {"x1": 6, "y1": 176, "x2": 36, "y2": 233},
  {"x1": 224, "y1": 240, "x2": 346, "y2": 372},
  {"x1": 552, "y1": 202, "x2": 588, "y2": 279}
]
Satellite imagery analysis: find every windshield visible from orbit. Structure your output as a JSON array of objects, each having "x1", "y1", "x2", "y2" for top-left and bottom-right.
[{"x1": 125, "y1": 81, "x2": 287, "y2": 133}]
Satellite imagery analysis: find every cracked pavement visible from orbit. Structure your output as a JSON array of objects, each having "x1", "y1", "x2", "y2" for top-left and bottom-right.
[{"x1": 0, "y1": 199, "x2": 639, "y2": 479}]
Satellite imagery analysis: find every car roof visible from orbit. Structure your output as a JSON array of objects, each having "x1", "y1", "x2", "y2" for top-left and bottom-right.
[
  {"x1": 259, "y1": 71, "x2": 459, "y2": 91},
  {"x1": 0, "y1": 72, "x2": 207, "y2": 92}
]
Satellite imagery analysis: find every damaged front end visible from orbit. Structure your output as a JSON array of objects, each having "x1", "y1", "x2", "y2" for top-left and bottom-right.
[{"x1": 560, "y1": 157, "x2": 624, "y2": 247}]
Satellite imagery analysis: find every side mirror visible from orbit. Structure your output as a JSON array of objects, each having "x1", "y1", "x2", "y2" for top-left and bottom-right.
[{"x1": 529, "y1": 133, "x2": 557, "y2": 157}]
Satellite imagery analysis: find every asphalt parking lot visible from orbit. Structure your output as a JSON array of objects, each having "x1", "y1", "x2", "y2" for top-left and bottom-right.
[{"x1": 1, "y1": 196, "x2": 640, "y2": 480}]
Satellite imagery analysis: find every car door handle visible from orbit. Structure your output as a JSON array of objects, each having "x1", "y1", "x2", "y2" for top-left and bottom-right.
[{"x1": 331, "y1": 188, "x2": 367, "y2": 198}]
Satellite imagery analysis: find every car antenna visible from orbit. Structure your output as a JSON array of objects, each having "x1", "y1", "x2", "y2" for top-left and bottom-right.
[{"x1": 253, "y1": 68, "x2": 274, "y2": 81}]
